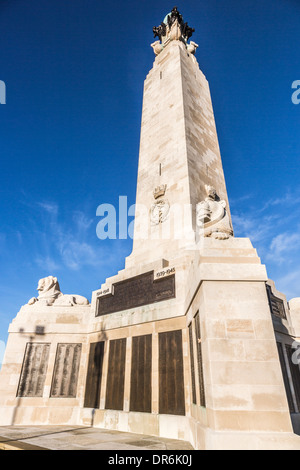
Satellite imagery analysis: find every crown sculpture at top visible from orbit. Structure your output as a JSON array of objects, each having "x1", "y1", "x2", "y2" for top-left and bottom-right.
[{"x1": 151, "y1": 6, "x2": 198, "y2": 56}]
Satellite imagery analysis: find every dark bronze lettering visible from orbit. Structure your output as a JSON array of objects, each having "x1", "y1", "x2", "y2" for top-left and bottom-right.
[
  {"x1": 194, "y1": 312, "x2": 206, "y2": 407},
  {"x1": 17, "y1": 343, "x2": 50, "y2": 397},
  {"x1": 277, "y1": 342, "x2": 295, "y2": 413},
  {"x1": 96, "y1": 271, "x2": 175, "y2": 317},
  {"x1": 84, "y1": 342, "x2": 105, "y2": 409},
  {"x1": 130, "y1": 334, "x2": 152, "y2": 413},
  {"x1": 188, "y1": 323, "x2": 197, "y2": 405},
  {"x1": 266, "y1": 285, "x2": 286, "y2": 319},
  {"x1": 105, "y1": 338, "x2": 126, "y2": 411},
  {"x1": 159, "y1": 330, "x2": 185, "y2": 416},
  {"x1": 50, "y1": 343, "x2": 82, "y2": 398}
]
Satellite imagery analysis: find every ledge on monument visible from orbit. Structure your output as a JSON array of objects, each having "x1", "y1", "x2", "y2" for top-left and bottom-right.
[
  {"x1": 18, "y1": 302, "x2": 90, "y2": 311},
  {"x1": 197, "y1": 262, "x2": 268, "y2": 282},
  {"x1": 8, "y1": 303, "x2": 91, "y2": 334},
  {"x1": 198, "y1": 236, "x2": 258, "y2": 252},
  {"x1": 204, "y1": 429, "x2": 300, "y2": 450},
  {"x1": 193, "y1": 237, "x2": 261, "y2": 267},
  {"x1": 15, "y1": 303, "x2": 90, "y2": 319}
]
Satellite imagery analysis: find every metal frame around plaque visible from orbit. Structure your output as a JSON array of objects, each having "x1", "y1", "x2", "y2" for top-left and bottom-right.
[{"x1": 96, "y1": 270, "x2": 175, "y2": 317}]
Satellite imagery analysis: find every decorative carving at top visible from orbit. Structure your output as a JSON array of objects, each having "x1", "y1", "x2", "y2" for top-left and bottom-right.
[
  {"x1": 196, "y1": 185, "x2": 233, "y2": 240},
  {"x1": 151, "y1": 6, "x2": 197, "y2": 56},
  {"x1": 27, "y1": 276, "x2": 90, "y2": 307},
  {"x1": 153, "y1": 184, "x2": 167, "y2": 199},
  {"x1": 153, "y1": 22, "x2": 167, "y2": 42},
  {"x1": 150, "y1": 183, "x2": 169, "y2": 225}
]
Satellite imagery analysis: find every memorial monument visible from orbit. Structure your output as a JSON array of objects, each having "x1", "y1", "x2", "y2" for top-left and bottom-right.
[{"x1": 0, "y1": 7, "x2": 300, "y2": 450}]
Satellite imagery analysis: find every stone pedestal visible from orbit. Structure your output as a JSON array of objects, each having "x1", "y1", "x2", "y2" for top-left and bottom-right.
[
  {"x1": 185, "y1": 238, "x2": 300, "y2": 449},
  {"x1": 0, "y1": 237, "x2": 300, "y2": 449}
]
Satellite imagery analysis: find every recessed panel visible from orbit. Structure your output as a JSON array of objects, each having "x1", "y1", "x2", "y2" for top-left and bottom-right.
[
  {"x1": 17, "y1": 343, "x2": 50, "y2": 398},
  {"x1": 130, "y1": 334, "x2": 152, "y2": 413},
  {"x1": 50, "y1": 343, "x2": 82, "y2": 398},
  {"x1": 105, "y1": 338, "x2": 126, "y2": 411},
  {"x1": 159, "y1": 330, "x2": 185, "y2": 416},
  {"x1": 84, "y1": 341, "x2": 105, "y2": 409}
]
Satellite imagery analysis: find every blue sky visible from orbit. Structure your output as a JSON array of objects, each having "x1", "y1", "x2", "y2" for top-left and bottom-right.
[{"x1": 0, "y1": 0, "x2": 300, "y2": 355}]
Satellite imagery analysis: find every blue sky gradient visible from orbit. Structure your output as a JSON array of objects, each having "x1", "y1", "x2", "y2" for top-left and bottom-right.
[{"x1": 0, "y1": 0, "x2": 300, "y2": 355}]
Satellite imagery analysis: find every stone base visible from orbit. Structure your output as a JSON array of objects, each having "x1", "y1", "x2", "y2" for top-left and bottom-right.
[
  {"x1": 1, "y1": 238, "x2": 300, "y2": 450},
  {"x1": 200, "y1": 429, "x2": 300, "y2": 450}
]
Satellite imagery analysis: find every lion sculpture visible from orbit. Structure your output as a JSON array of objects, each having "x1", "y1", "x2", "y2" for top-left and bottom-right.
[{"x1": 28, "y1": 276, "x2": 89, "y2": 306}]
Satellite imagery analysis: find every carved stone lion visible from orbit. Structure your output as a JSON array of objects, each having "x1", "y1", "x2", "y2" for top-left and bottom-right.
[
  {"x1": 196, "y1": 185, "x2": 233, "y2": 240},
  {"x1": 28, "y1": 276, "x2": 89, "y2": 306}
]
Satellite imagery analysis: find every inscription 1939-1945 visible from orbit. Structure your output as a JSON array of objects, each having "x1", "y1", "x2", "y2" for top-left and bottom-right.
[{"x1": 96, "y1": 270, "x2": 175, "y2": 317}]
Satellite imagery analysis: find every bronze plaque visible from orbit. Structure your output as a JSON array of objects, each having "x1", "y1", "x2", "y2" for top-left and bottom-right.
[
  {"x1": 130, "y1": 334, "x2": 152, "y2": 413},
  {"x1": 17, "y1": 343, "x2": 50, "y2": 397},
  {"x1": 266, "y1": 285, "x2": 286, "y2": 319},
  {"x1": 50, "y1": 343, "x2": 82, "y2": 398},
  {"x1": 105, "y1": 338, "x2": 126, "y2": 410},
  {"x1": 277, "y1": 342, "x2": 295, "y2": 413},
  {"x1": 194, "y1": 312, "x2": 206, "y2": 407},
  {"x1": 96, "y1": 271, "x2": 175, "y2": 317},
  {"x1": 159, "y1": 330, "x2": 185, "y2": 416},
  {"x1": 188, "y1": 323, "x2": 197, "y2": 405},
  {"x1": 84, "y1": 341, "x2": 105, "y2": 409}
]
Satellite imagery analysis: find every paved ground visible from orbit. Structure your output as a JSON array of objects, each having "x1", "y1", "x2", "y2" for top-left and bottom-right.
[{"x1": 0, "y1": 426, "x2": 194, "y2": 450}]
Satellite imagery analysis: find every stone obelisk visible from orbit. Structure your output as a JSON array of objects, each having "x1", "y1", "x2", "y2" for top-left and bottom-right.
[
  {"x1": 126, "y1": 7, "x2": 232, "y2": 267},
  {"x1": 126, "y1": 8, "x2": 300, "y2": 449}
]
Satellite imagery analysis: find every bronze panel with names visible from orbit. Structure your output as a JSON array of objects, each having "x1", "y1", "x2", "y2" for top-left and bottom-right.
[
  {"x1": 159, "y1": 330, "x2": 185, "y2": 416},
  {"x1": 194, "y1": 312, "x2": 206, "y2": 407},
  {"x1": 266, "y1": 285, "x2": 286, "y2": 319},
  {"x1": 188, "y1": 323, "x2": 197, "y2": 405},
  {"x1": 96, "y1": 271, "x2": 175, "y2": 317},
  {"x1": 130, "y1": 334, "x2": 152, "y2": 413},
  {"x1": 50, "y1": 343, "x2": 82, "y2": 398},
  {"x1": 17, "y1": 343, "x2": 50, "y2": 397},
  {"x1": 276, "y1": 342, "x2": 295, "y2": 413},
  {"x1": 105, "y1": 338, "x2": 126, "y2": 411},
  {"x1": 84, "y1": 341, "x2": 105, "y2": 409}
]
